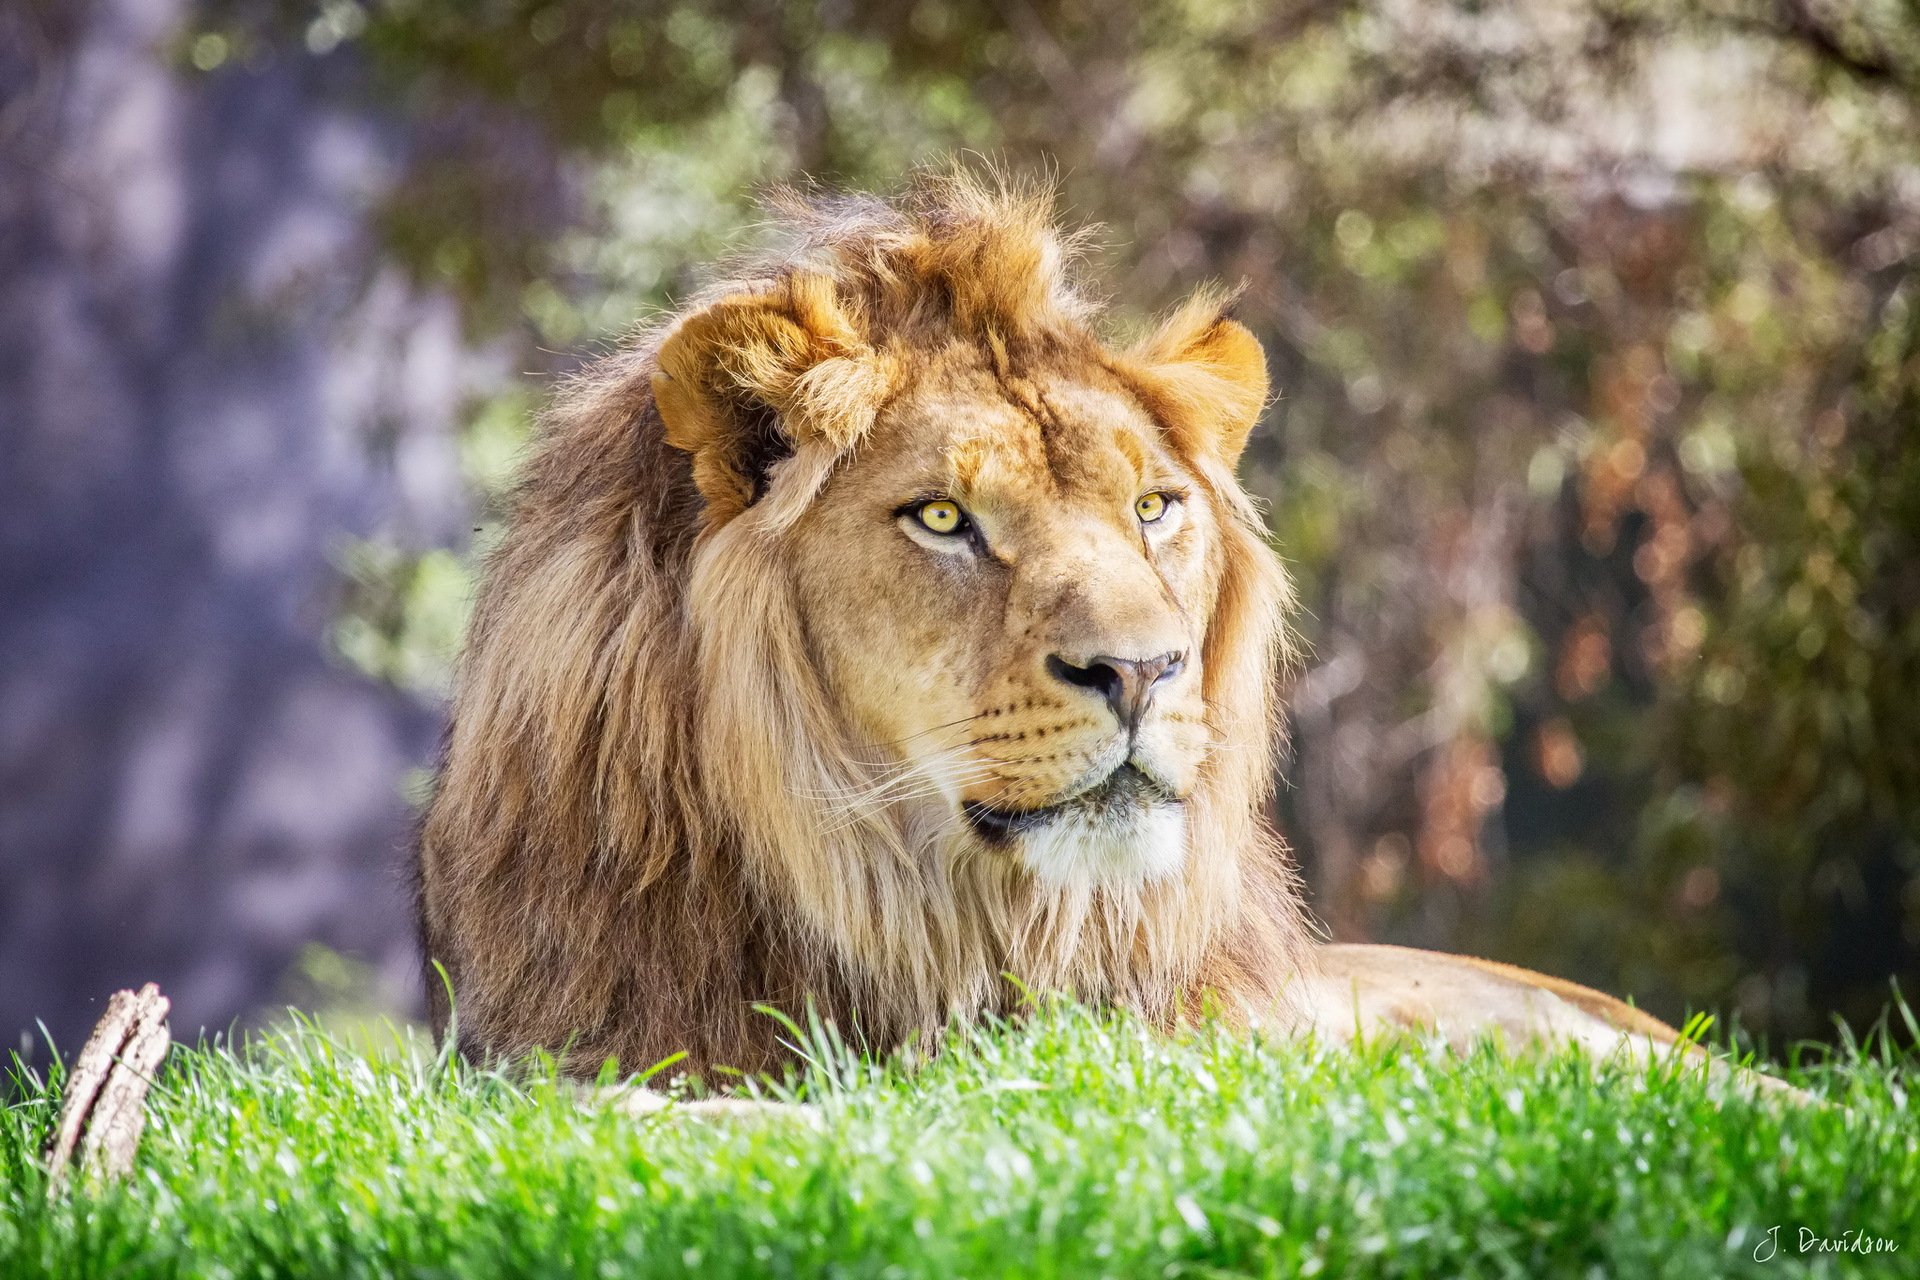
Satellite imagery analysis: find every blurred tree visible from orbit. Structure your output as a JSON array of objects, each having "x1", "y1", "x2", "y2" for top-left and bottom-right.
[{"x1": 189, "y1": 0, "x2": 1920, "y2": 1042}]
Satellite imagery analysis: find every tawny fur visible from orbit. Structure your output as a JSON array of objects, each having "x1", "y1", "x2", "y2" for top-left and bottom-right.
[{"x1": 415, "y1": 170, "x2": 1316, "y2": 1076}]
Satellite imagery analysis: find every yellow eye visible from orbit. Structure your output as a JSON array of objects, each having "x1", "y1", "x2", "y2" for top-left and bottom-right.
[
  {"x1": 916, "y1": 500, "x2": 965, "y2": 535},
  {"x1": 1135, "y1": 492, "x2": 1169, "y2": 523}
]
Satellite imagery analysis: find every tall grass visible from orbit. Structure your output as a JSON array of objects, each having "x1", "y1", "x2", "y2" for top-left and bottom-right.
[{"x1": 4, "y1": 1001, "x2": 1916, "y2": 1278}]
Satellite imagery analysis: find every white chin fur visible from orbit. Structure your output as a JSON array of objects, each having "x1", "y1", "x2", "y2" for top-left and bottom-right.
[{"x1": 1015, "y1": 803, "x2": 1186, "y2": 889}]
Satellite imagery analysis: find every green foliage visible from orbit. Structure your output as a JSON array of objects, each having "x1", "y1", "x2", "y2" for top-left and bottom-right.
[{"x1": 6, "y1": 1005, "x2": 1920, "y2": 1277}]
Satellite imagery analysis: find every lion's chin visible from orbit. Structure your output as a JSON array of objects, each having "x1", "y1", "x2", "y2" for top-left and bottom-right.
[
  {"x1": 1011, "y1": 801, "x2": 1187, "y2": 888},
  {"x1": 963, "y1": 766, "x2": 1188, "y2": 889}
]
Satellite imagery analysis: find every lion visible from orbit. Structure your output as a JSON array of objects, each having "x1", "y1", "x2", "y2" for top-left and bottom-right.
[{"x1": 414, "y1": 169, "x2": 1702, "y2": 1083}]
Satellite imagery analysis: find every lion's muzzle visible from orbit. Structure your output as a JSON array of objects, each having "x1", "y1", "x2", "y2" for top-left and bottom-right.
[{"x1": 1045, "y1": 650, "x2": 1186, "y2": 734}]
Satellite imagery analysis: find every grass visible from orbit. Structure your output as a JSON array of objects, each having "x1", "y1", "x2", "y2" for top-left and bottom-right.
[{"x1": 3, "y1": 1002, "x2": 1918, "y2": 1279}]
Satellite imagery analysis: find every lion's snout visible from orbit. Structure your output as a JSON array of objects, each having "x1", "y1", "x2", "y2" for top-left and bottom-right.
[{"x1": 1044, "y1": 650, "x2": 1185, "y2": 734}]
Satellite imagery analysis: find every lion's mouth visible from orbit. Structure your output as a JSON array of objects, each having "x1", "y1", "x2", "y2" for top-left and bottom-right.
[{"x1": 962, "y1": 763, "x2": 1180, "y2": 846}]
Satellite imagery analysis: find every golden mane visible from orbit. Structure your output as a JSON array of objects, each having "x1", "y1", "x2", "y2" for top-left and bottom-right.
[{"x1": 415, "y1": 170, "x2": 1312, "y2": 1076}]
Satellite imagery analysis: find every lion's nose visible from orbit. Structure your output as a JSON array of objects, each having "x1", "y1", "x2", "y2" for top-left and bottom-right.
[{"x1": 1046, "y1": 651, "x2": 1185, "y2": 732}]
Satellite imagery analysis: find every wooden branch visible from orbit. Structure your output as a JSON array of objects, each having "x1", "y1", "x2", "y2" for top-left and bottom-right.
[{"x1": 44, "y1": 983, "x2": 171, "y2": 1192}]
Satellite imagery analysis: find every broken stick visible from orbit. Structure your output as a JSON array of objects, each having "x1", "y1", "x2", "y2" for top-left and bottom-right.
[{"x1": 44, "y1": 982, "x2": 172, "y2": 1191}]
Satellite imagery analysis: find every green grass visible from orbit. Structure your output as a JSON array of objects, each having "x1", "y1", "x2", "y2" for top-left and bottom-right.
[{"x1": 4, "y1": 1004, "x2": 1918, "y2": 1279}]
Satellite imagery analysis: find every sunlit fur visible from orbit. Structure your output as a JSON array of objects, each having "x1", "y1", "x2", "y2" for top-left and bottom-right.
[{"x1": 415, "y1": 169, "x2": 1314, "y2": 1077}]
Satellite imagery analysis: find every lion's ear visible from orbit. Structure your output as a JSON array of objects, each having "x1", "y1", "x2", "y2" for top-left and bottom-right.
[
  {"x1": 1122, "y1": 289, "x2": 1269, "y2": 466},
  {"x1": 653, "y1": 273, "x2": 894, "y2": 522}
]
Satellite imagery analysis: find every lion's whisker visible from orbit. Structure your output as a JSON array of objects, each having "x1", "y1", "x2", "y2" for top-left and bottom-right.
[
  {"x1": 817, "y1": 771, "x2": 996, "y2": 814},
  {"x1": 863, "y1": 712, "x2": 994, "y2": 750},
  {"x1": 816, "y1": 770, "x2": 1008, "y2": 834},
  {"x1": 809, "y1": 753, "x2": 1004, "y2": 817}
]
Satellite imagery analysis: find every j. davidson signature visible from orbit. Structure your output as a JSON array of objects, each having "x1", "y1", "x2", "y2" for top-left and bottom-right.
[{"x1": 1754, "y1": 1225, "x2": 1900, "y2": 1262}]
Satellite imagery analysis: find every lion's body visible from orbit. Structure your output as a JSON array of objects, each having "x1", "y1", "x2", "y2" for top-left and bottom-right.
[
  {"x1": 1300, "y1": 945, "x2": 1681, "y2": 1051},
  {"x1": 416, "y1": 171, "x2": 1690, "y2": 1079}
]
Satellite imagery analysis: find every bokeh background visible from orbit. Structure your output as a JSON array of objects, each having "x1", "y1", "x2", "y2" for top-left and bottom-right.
[{"x1": 5, "y1": 0, "x2": 1917, "y2": 1061}]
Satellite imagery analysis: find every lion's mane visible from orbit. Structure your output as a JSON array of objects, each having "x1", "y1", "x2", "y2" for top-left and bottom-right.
[{"x1": 416, "y1": 172, "x2": 1313, "y2": 1075}]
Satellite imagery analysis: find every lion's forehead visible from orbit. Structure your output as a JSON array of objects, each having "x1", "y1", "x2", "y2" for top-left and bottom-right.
[{"x1": 870, "y1": 354, "x2": 1171, "y2": 512}]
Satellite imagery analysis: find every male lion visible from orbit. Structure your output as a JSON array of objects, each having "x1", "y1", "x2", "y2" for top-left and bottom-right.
[{"x1": 416, "y1": 171, "x2": 1692, "y2": 1080}]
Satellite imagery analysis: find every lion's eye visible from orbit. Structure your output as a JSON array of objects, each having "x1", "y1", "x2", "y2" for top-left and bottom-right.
[
  {"x1": 1135, "y1": 492, "x2": 1170, "y2": 523},
  {"x1": 915, "y1": 500, "x2": 968, "y2": 535}
]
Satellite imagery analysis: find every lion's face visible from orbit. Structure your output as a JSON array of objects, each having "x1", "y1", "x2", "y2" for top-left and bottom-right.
[
  {"x1": 657, "y1": 224, "x2": 1282, "y2": 933},
  {"x1": 784, "y1": 344, "x2": 1222, "y2": 888}
]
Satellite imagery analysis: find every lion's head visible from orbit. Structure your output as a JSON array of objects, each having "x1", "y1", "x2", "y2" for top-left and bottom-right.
[{"x1": 417, "y1": 170, "x2": 1312, "y2": 1075}]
